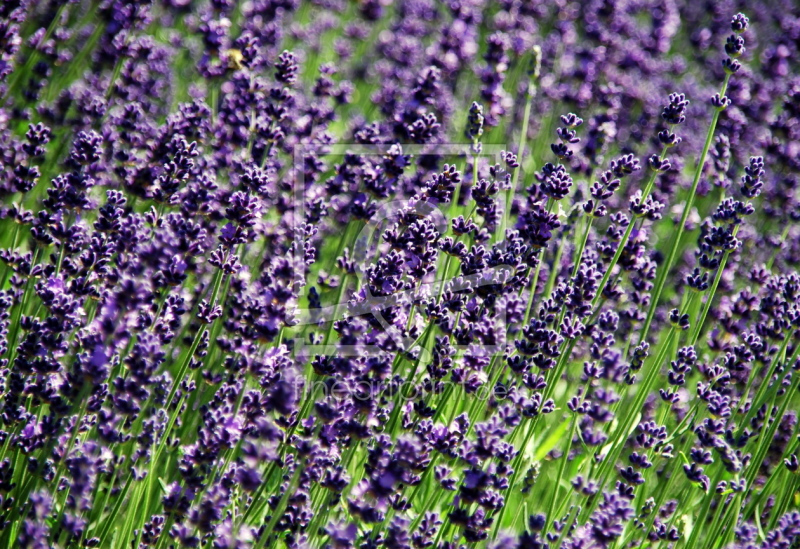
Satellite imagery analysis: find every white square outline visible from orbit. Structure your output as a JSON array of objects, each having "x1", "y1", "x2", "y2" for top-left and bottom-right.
[{"x1": 290, "y1": 143, "x2": 512, "y2": 358}]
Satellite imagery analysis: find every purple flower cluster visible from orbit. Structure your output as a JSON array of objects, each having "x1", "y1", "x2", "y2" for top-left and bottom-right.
[{"x1": 0, "y1": 2, "x2": 799, "y2": 549}]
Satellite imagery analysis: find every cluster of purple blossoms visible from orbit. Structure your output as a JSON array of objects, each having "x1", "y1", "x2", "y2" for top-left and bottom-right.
[{"x1": 0, "y1": 2, "x2": 799, "y2": 549}]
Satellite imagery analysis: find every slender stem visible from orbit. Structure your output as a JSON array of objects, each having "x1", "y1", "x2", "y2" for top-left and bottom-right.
[
  {"x1": 591, "y1": 144, "x2": 669, "y2": 311},
  {"x1": 259, "y1": 457, "x2": 306, "y2": 549},
  {"x1": 543, "y1": 229, "x2": 566, "y2": 301},
  {"x1": 522, "y1": 252, "x2": 543, "y2": 326},
  {"x1": 500, "y1": 48, "x2": 540, "y2": 240},
  {"x1": 571, "y1": 217, "x2": 593, "y2": 279},
  {"x1": 522, "y1": 198, "x2": 555, "y2": 325},
  {"x1": 639, "y1": 74, "x2": 731, "y2": 344},
  {"x1": 766, "y1": 223, "x2": 791, "y2": 270},
  {"x1": 4, "y1": 246, "x2": 40, "y2": 366},
  {"x1": 547, "y1": 414, "x2": 577, "y2": 522},
  {"x1": 491, "y1": 416, "x2": 537, "y2": 536},
  {"x1": 2, "y1": 3, "x2": 69, "y2": 102},
  {"x1": 683, "y1": 466, "x2": 726, "y2": 549},
  {"x1": 736, "y1": 333, "x2": 793, "y2": 439},
  {"x1": 689, "y1": 224, "x2": 740, "y2": 346}
]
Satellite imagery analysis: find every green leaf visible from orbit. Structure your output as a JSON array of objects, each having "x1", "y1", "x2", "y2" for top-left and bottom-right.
[{"x1": 535, "y1": 419, "x2": 571, "y2": 461}]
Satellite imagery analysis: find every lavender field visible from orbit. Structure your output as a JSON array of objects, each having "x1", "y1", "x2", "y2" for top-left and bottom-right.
[{"x1": 1, "y1": 1, "x2": 800, "y2": 548}]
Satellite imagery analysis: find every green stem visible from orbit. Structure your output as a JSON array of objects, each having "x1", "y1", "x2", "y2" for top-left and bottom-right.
[
  {"x1": 571, "y1": 217, "x2": 593, "y2": 279},
  {"x1": 258, "y1": 458, "x2": 306, "y2": 549},
  {"x1": 522, "y1": 198, "x2": 555, "y2": 325},
  {"x1": 736, "y1": 334, "x2": 793, "y2": 439},
  {"x1": 491, "y1": 417, "x2": 538, "y2": 536},
  {"x1": 2, "y1": 3, "x2": 69, "y2": 103},
  {"x1": 500, "y1": 54, "x2": 538, "y2": 240},
  {"x1": 688, "y1": 224, "x2": 740, "y2": 346},
  {"x1": 5, "y1": 246, "x2": 41, "y2": 366},
  {"x1": 639, "y1": 75, "x2": 731, "y2": 344},
  {"x1": 591, "y1": 144, "x2": 669, "y2": 311},
  {"x1": 766, "y1": 223, "x2": 791, "y2": 271},
  {"x1": 96, "y1": 471, "x2": 135, "y2": 545},
  {"x1": 547, "y1": 414, "x2": 577, "y2": 522},
  {"x1": 684, "y1": 466, "x2": 727, "y2": 549}
]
